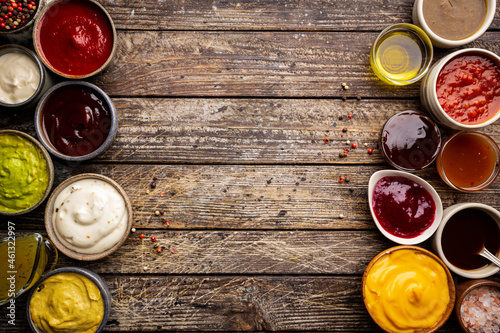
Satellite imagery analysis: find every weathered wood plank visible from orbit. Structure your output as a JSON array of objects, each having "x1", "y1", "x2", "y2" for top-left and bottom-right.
[
  {"x1": 2, "y1": 99, "x2": 499, "y2": 164},
  {"x1": 4, "y1": 275, "x2": 498, "y2": 332},
  {"x1": 90, "y1": 31, "x2": 500, "y2": 98},
  {"x1": 103, "y1": 0, "x2": 500, "y2": 32},
  {"x1": 2, "y1": 164, "x2": 499, "y2": 230}
]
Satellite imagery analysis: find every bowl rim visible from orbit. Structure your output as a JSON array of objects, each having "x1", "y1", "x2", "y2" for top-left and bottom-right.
[
  {"x1": 426, "y1": 48, "x2": 500, "y2": 129},
  {"x1": 32, "y1": 0, "x2": 117, "y2": 79},
  {"x1": 432, "y1": 202, "x2": 500, "y2": 278},
  {"x1": 370, "y1": 23, "x2": 434, "y2": 85},
  {"x1": 44, "y1": 173, "x2": 132, "y2": 261},
  {"x1": 0, "y1": 44, "x2": 47, "y2": 108},
  {"x1": 368, "y1": 169, "x2": 444, "y2": 245},
  {"x1": 0, "y1": 129, "x2": 54, "y2": 216},
  {"x1": 34, "y1": 80, "x2": 118, "y2": 162},
  {"x1": 455, "y1": 279, "x2": 500, "y2": 332},
  {"x1": 362, "y1": 245, "x2": 456, "y2": 333},
  {"x1": 26, "y1": 266, "x2": 111, "y2": 333},
  {"x1": 379, "y1": 110, "x2": 442, "y2": 171},
  {"x1": 413, "y1": 0, "x2": 496, "y2": 48},
  {"x1": 436, "y1": 131, "x2": 500, "y2": 192}
]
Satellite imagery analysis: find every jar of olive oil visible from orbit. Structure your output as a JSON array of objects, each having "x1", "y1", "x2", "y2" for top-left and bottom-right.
[{"x1": 370, "y1": 23, "x2": 433, "y2": 85}]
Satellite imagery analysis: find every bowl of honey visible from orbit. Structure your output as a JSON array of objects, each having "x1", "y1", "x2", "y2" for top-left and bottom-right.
[
  {"x1": 436, "y1": 131, "x2": 500, "y2": 192},
  {"x1": 432, "y1": 203, "x2": 500, "y2": 279},
  {"x1": 370, "y1": 23, "x2": 433, "y2": 85}
]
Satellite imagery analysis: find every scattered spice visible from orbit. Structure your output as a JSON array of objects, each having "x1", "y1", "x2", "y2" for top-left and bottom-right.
[
  {"x1": 151, "y1": 236, "x2": 156, "y2": 242},
  {"x1": 139, "y1": 233, "x2": 145, "y2": 239},
  {"x1": 156, "y1": 248, "x2": 162, "y2": 253},
  {"x1": 342, "y1": 96, "x2": 347, "y2": 101},
  {"x1": 346, "y1": 140, "x2": 350, "y2": 145},
  {"x1": 131, "y1": 228, "x2": 136, "y2": 233},
  {"x1": 344, "y1": 85, "x2": 349, "y2": 90},
  {"x1": 368, "y1": 148, "x2": 373, "y2": 154},
  {"x1": 339, "y1": 176, "x2": 345, "y2": 183},
  {"x1": 150, "y1": 182, "x2": 156, "y2": 189},
  {"x1": 352, "y1": 143, "x2": 357, "y2": 148},
  {"x1": 339, "y1": 214, "x2": 344, "y2": 219},
  {"x1": 339, "y1": 152, "x2": 347, "y2": 158},
  {"x1": 338, "y1": 115, "x2": 344, "y2": 120},
  {"x1": 342, "y1": 128, "x2": 348, "y2": 133},
  {"x1": 344, "y1": 148, "x2": 350, "y2": 153},
  {"x1": 160, "y1": 192, "x2": 165, "y2": 197},
  {"x1": 143, "y1": 266, "x2": 148, "y2": 270},
  {"x1": 155, "y1": 210, "x2": 160, "y2": 216},
  {"x1": 166, "y1": 220, "x2": 171, "y2": 226},
  {"x1": 345, "y1": 177, "x2": 350, "y2": 183},
  {"x1": 153, "y1": 176, "x2": 158, "y2": 181},
  {"x1": 348, "y1": 114, "x2": 352, "y2": 119},
  {"x1": 153, "y1": 243, "x2": 159, "y2": 248},
  {"x1": 324, "y1": 137, "x2": 330, "y2": 143},
  {"x1": 171, "y1": 248, "x2": 175, "y2": 254},
  {"x1": 146, "y1": 190, "x2": 150, "y2": 194},
  {"x1": 357, "y1": 96, "x2": 362, "y2": 101}
]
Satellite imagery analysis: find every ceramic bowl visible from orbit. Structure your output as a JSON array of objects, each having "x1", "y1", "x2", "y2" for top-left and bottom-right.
[
  {"x1": 44, "y1": 173, "x2": 132, "y2": 261},
  {"x1": 362, "y1": 245, "x2": 455, "y2": 333},
  {"x1": 432, "y1": 203, "x2": 500, "y2": 279},
  {"x1": 412, "y1": 0, "x2": 496, "y2": 48},
  {"x1": 420, "y1": 48, "x2": 500, "y2": 130},
  {"x1": 368, "y1": 170, "x2": 443, "y2": 245},
  {"x1": 0, "y1": 130, "x2": 54, "y2": 216},
  {"x1": 32, "y1": 0, "x2": 117, "y2": 79},
  {"x1": 26, "y1": 266, "x2": 111, "y2": 333},
  {"x1": 435, "y1": 131, "x2": 500, "y2": 192},
  {"x1": 455, "y1": 279, "x2": 500, "y2": 333},
  {"x1": 35, "y1": 81, "x2": 118, "y2": 162},
  {"x1": 0, "y1": 0, "x2": 46, "y2": 43},
  {"x1": 370, "y1": 23, "x2": 433, "y2": 85},
  {"x1": 0, "y1": 44, "x2": 54, "y2": 111}
]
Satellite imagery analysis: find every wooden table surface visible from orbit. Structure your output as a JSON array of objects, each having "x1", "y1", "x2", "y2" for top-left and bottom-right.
[{"x1": 2, "y1": 0, "x2": 500, "y2": 331}]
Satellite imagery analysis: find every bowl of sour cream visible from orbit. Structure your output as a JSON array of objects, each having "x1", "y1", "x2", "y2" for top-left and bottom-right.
[{"x1": 44, "y1": 173, "x2": 132, "y2": 261}]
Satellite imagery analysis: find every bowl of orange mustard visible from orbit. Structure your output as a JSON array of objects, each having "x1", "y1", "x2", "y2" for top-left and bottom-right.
[{"x1": 362, "y1": 246, "x2": 455, "y2": 333}]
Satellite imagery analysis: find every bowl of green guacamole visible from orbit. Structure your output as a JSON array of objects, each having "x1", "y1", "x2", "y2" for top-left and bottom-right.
[{"x1": 0, "y1": 130, "x2": 54, "y2": 215}]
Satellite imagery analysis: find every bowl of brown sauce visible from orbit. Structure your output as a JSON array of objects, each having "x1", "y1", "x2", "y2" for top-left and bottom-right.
[
  {"x1": 412, "y1": 0, "x2": 496, "y2": 48},
  {"x1": 34, "y1": 81, "x2": 118, "y2": 162},
  {"x1": 432, "y1": 203, "x2": 500, "y2": 279}
]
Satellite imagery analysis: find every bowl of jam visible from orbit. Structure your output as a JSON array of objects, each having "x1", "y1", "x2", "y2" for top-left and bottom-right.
[
  {"x1": 436, "y1": 131, "x2": 500, "y2": 192},
  {"x1": 35, "y1": 81, "x2": 118, "y2": 161},
  {"x1": 432, "y1": 203, "x2": 500, "y2": 279},
  {"x1": 380, "y1": 111, "x2": 441, "y2": 171},
  {"x1": 420, "y1": 48, "x2": 500, "y2": 130},
  {"x1": 32, "y1": 0, "x2": 116, "y2": 79},
  {"x1": 368, "y1": 170, "x2": 443, "y2": 245}
]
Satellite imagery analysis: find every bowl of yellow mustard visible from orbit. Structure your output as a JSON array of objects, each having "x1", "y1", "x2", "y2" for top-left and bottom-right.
[
  {"x1": 362, "y1": 246, "x2": 455, "y2": 333},
  {"x1": 0, "y1": 130, "x2": 54, "y2": 216},
  {"x1": 27, "y1": 267, "x2": 111, "y2": 333}
]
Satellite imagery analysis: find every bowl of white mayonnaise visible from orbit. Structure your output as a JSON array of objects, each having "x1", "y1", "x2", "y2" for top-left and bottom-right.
[
  {"x1": 0, "y1": 44, "x2": 53, "y2": 111},
  {"x1": 44, "y1": 173, "x2": 132, "y2": 261}
]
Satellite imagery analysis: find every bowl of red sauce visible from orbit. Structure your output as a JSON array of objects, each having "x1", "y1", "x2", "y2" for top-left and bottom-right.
[
  {"x1": 32, "y1": 0, "x2": 116, "y2": 79},
  {"x1": 421, "y1": 48, "x2": 500, "y2": 130},
  {"x1": 432, "y1": 203, "x2": 500, "y2": 279},
  {"x1": 436, "y1": 131, "x2": 500, "y2": 192},
  {"x1": 34, "y1": 81, "x2": 118, "y2": 161},
  {"x1": 368, "y1": 170, "x2": 443, "y2": 245}
]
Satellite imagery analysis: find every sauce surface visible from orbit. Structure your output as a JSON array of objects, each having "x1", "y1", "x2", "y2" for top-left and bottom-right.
[
  {"x1": 381, "y1": 111, "x2": 440, "y2": 170},
  {"x1": 364, "y1": 249, "x2": 450, "y2": 333},
  {"x1": 41, "y1": 85, "x2": 111, "y2": 157},
  {"x1": 441, "y1": 208, "x2": 500, "y2": 270},
  {"x1": 436, "y1": 53, "x2": 500, "y2": 125},
  {"x1": 0, "y1": 51, "x2": 40, "y2": 104},
  {"x1": 53, "y1": 178, "x2": 128, "y2": 254},
  {"x1": 0, "y1": 133, "x2": 49, "y2": 212},
  {"x1": 438, "y1": 132, "x2": 497, "y2": 189},
  {"x1": 423, "y1": 0, "x2": 486, "y2": 41},
  {"x1": 37, "y1": 0, "x2": 113, "y2": 76},
  {"x1": 372, "y1": 176, "x2": 435, "y2": 238},
  {"x1": 29, "y1": 272, "x2": 104, "y2": 333}
]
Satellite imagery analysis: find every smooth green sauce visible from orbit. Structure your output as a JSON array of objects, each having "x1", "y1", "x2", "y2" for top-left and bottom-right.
[{"x1": 0, "y1": 133, "x2": 49, "y2": 212}]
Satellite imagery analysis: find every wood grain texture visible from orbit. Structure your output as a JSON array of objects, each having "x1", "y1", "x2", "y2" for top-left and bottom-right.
[
  {"x1": 3, "y1": 164, "x2": 499, "y2": 230},
  {"x1": 103, "y1": 0, "x2": 500, "y2": 32},
  {"x1": 90, "y1": 31, "x2": 500, "y2": 98},
  {"x1": 2, "y1": 98, "x2": 499, "y2": 164}
]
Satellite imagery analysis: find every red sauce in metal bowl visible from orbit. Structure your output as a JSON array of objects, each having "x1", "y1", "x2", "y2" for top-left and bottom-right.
[
  {"x1": 436, "y1": 53, "x2": 500, "y2": 125},
  {"x1": 36, "y1": 0, "x2": 114, "y2": 76},
  {"x1": 41, "y1": 85, "x2": 111, "y2": 156},
  {"x1": 372, "y1": 176, "x2": 436, "y2": 239}
]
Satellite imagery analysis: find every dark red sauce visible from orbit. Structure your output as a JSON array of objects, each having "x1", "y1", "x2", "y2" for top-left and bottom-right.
[
  {"x1": 372, "y1": 176, "x2": 436, "y2": 238},
  {"x1": 441, "y1": 208, "x2": 500, "y2": 270},
  {"x1": 37, "y1": 0, "x2": 113, "y2": 76},
  {"x1": 436, "y1": 53, "x2": 500, "y2": 125},
  {"x1": 381, "y1": 111, "x2": 441, "y2": 171},
  {"x1": 42, "y1": 85, "x2": 111, "y2": 156}
]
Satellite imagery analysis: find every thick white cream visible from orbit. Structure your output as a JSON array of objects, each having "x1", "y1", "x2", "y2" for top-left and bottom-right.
[
  {"x1": 0, "y1": 51, "x2": 40, "y2": 104},
  {"x1": 53, "y1": 178, "x2": 128, "y2": 254}
]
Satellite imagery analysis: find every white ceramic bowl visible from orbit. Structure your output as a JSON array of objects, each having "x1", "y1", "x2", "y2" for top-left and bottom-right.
[
  {"x1": 420, "y1": 48, "x2": 500, "y2": 130},
  {"x1": 432, "y1": 203, "x2": 500, "y2": 279},
  {"x1": 412, "y1": 0, "x2": 496, "y2": 48},
  {"x1": 368, "y1": 170, "x2": 443, "y2": 245}
]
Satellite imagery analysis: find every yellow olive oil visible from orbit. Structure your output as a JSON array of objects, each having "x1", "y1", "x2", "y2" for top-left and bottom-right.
[{"x1": 373, "y1": 31, "x2": 427, "y2": 83}]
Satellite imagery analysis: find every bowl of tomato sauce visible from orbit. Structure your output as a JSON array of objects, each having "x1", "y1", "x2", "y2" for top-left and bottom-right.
[
  {"x1": 420, "y1": 48, "x2": 500, "y2": 130},
  {"x1": 32, "y1": 0, "x2": 116, "y2": 79}
]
